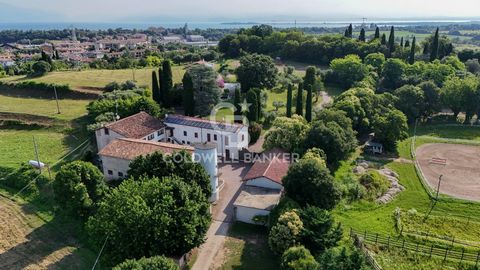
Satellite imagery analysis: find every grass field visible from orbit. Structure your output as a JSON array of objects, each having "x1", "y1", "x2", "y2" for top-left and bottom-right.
[
  {"x1": 1, "y1": 66, "x2": 186, "y2": 90},
  {"x1": 215, "y1": 223, "x2": 279, "y2": 270},
  {"x1": 333, "y1": 124, "x2": 480, "y2": 239}
]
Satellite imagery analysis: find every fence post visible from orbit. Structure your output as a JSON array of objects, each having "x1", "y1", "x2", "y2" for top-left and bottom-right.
[
  {"x1": 460, "y1": 248, "x2": 464, "y2": 263},
  {"x1": 451, "y1": 237, "x2": 455, "y2": 247},
  {"x1": 443, "y1": 247, "x2": 449, "y2": 262},
  {"x1": 375, "y1": 233, "x2": 378, "y2": 245},
  {"x1": 429, "y1": 244, "x2": 434, "y2": 258},
  {"x1": 364, "y1": 230, "x2": 367, "y2": 240}
]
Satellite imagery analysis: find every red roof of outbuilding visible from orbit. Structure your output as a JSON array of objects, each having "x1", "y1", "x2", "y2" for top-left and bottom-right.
[{"x1": 243, "y1": 149, "x2": 291, "y2": 185}]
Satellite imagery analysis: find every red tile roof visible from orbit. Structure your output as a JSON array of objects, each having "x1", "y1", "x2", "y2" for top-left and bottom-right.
[
  {"x1": 98, "y1": 138, "x2": 193, "y2": 160},
  {"x1": 103, "y1": 112, "x2": 165, "y2": 139},
  {"x1": 243, "y1": 150, "x2": 291, "y2": 185}
]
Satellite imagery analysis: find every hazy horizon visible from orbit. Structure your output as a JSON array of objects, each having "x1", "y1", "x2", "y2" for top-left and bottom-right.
[{"x1": 1, "y1": 0, "x2": 480, "y2": 24}]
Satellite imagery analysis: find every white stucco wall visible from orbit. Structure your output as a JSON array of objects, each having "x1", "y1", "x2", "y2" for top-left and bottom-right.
[
  {"x1": 95, "y1": 128, "x2": 124, "y2": 151},
  {"x1": 166, "y1": 123, "x2": 248, "y2": 160},
  {"x1": 246, "y1": 177, "x2": 283, "y2": 190},
  {"x1": 100, "y1": 155, "x2": 132, "y2": 181},
  {"x1": 234, "y1": 206, "x2": 270, "y2": 225}
]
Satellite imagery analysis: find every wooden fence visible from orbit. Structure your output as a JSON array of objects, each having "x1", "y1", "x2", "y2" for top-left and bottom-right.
[{"x1": 351, "y1": 229, "x2": 480, "y2": 266}]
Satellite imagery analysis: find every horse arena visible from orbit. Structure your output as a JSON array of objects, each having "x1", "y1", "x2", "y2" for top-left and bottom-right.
[{"x1": 416, "y1": 143, "x2": 480, "y2": 202}]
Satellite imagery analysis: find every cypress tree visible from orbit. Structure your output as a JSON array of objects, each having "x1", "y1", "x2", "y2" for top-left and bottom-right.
[
  {"x1": 182, "y1": 71, "x2": 195, "y2": 116},
  {"x1": 348, "y1": 24, "x2": 353, "y2": 38},
  {"x1": 388, "y1": 26, "x2": 395, "y2": 55},
  {"x1": 400, "y1": 37, "x2": 404, "y2": 47},
  {"x1": 286, "y1": 84, "x2": 293, "y2": 118},
  {"x1": 161, "y1": 60, "x2": 173, "y2": 106},
  {"x1": 344, "y1": 28, "x2": 350, "y2": 38},
  {"x1": 359, "y1": 28, "x2": 366, "y2": 42},
  {"x1": 305, "y1": 85, "x2": 313, "y2": 122},
  {"x1": 430, "y1": 28, "x2": 440, "y2": 61},
  {"x1": 246, "y1": 90, "x2": 259, "y2": 122},
  {"x1": 381, "y1": 34, "x2": 387, "y2": 45},
  {"x1": 404, "y1": 39, "x2": 410, "y2": 47},
  {"x1": 409, "y1": 37, "x2": 416, "y2": 65},
  {"x1": 374, "y1": 27, "x2": 380, "y2": 39},
  {"x1": 303, "y1": 66, "x2": 316, "y2": 91},
  {"x1": 151, "y1": 71, "x2": 161, "y2": 105},
  {"x1": 253, "y1": 88, "x2": 262, "y2": 120},
  {"x1": 158, "y1": 67, "x2": 165, "y2": 104},
  {"x1": 234, "y1": 88, "x2": 241, "y2": 116},
  {"x1": 423, "y1": 43, "x2": 429, "y2": 55},
  {"x1": 296, "y1": 82, "x2": 303, "y2": 116}
]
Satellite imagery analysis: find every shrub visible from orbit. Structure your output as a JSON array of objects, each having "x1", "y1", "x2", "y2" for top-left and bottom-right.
[
  {"x1": 2, "y1": 163, "x2": 48, "y2": 195},
  {"x1": 248, "y1": 122, "x2": 262, "y2": 144},
  {"x1": 269, "y1": 211, "x2": 304, "y2": 255},
  {"x1": 269, "y1": 197, "x2": 300, "y2": 228},
  {"x1": 281, "y1": 246, "x2": 319, "y2": 270},
  {"x1": 113, "y1": 256, "x2": 179, "y2": 270},
  {"x1": 104, "y1": 81, "x2": 120, "y2": 92},
  {"x1": 358, "y1": 170, "x2": 390, "y2": 201}
]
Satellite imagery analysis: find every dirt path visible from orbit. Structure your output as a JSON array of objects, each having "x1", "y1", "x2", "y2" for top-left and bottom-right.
[
  {"x1": 319, "y1": 91, "x2": 332, "y2": 108},
  {"x1": 0, "y1": 195, "x2": 96, "y2": 269}
]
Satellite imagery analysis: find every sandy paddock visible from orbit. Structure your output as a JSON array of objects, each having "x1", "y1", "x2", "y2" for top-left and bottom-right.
[{"x1": 416, "y1": 143, "x2": 480, "y2": 202}]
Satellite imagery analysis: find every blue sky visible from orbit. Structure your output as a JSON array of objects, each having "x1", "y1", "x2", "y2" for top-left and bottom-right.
[{"x1": 1, "y1": 0, "x2": 479, "y2": 22}]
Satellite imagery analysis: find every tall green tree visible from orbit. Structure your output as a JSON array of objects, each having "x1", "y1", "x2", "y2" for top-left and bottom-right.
[
  {"x1": 303, "y1": 66, "x2": 317, "y2": 91},
  {"x1": 409, "y1": 37, "x2": 416, "y2": 65},
  {"x1": 299, "y1": 206, "x2": 342, "y2": 253},
  {"x1": 151, "y1": 71, "x2": 161, "y2": 105},
  {"x1": 344, "y1": 28, "x2": 350, "y2": 38},
  {"x1": 400, "y1": 37, "x2": 404, "y2": 47},
  {"x1": 430, "y1": 28, "x2": 440, "y2": 61},
  {"x1": 182, "y1": 71, "x2": 195, "y2": 116},
  {"x1": 234, "y1": 88, "x2": 242, "y2": 116},
  {"x1": 185, "y1": 64, "x2": 221, "y2": 116},
  {"x1": 348, "y1": 24, "x2": 353, "y2": 38},
  {"x1": 374, "y1": 27, "x2": 380, "y2": 39},
  {"x1": 380, "y1": 34, "x2": 387, "y2": 45},
  {"x1": 388, "y1": 26, "x2": 395, "y2": 55},
  {"x1": 246, "y1": 89, "x2": 259, "y2": 122},
  {"x1": 160, "y1": 60, "x2": 173, "y2": 106},
  {"x1": 158, "y1": 67, "x2": 165, "y2": 104},
  {"x1": 296, "y1": 82, "x2": 303, "y2": 116},
  {"x1": 305, "y1": 85, "x2": 313, "y2": 122},
  {"x1": 236, "y1": 54, "x2": 278, "y2": 92},
  {"x1": 359, "y1": 28, "x2": 366, "y2": 42},
  {"x1": 286, "y1": 84, "x2": 293, "y2": 117}
]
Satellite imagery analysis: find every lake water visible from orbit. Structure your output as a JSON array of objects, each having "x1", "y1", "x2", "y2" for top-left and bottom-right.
[{"x1": 0, "y1": 20, "x2": 478, "y2": 31}]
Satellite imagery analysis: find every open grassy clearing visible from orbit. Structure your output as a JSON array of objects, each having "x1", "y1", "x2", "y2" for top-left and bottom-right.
[
  {"x1": 333, "y1": 125, "x2": 480, "y2": 239},
  {"x1": 214, "y1": 223, "x2": 279, "y2": 270},
  {"x1": 1, "y1": 66, "x2": 186, "y2": 90}
]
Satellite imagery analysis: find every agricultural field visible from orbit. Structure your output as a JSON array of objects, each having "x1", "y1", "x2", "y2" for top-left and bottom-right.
[{"x1": 1, "y1": 66, "x2": 186, "y2": 90}]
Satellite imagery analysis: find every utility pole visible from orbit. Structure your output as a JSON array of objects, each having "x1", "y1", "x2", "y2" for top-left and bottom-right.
[
  {"x1": 54, "y1": 86, "x2": 61, "y2": 114},
  {"x1": 33, "y1": 136, "x2": 41, "y2": 173},
  {"x1": 435, "y1": 174, "x2": 443, "y2": 201}
]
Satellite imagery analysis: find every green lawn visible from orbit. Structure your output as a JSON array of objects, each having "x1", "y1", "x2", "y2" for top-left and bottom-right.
[
  {"x1": 0, "y1": 129, "x2": 72, "y2": 170},
  {"x1": 0, "y1": 94, "x2": 90, "y2": 121},
  {"x1": 1, "y1": 66, "x2": 186, "y2": 90},
  {"x1": 218, "y1": 222, "x2": 279, "y2": 270}
]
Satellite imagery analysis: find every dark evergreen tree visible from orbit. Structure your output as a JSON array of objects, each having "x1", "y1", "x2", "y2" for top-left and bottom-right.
[
  {"x1": 359, "y1": 28, "x2": 366, "y2": 42},
  {"x1": 409, "y1": 37, "x2": 416, "y2": 65},
  {"x1": 381, "y1": 34, "x2": 387, "y2": 45},
  {"x1": 234, "y1": 88, "x2": 242, "y2": 116},
  {"x1": 374, "y1": 27, "x2": 380, "y2": 39},
  {"x1": 400, "y1": 37, "x2": 404, "y2": 47},
  {"x1": 430, "y1": 28, "x2": 440, "y2": 61},
  {"x1": 158, "y1": 67, "x2": 165, "y2": 104},
  {"x1": 160, "y1": 60, "x2": 173, "y2": 106},
  {"x1": 246, "y1": 89, "x2": 259, "y2": 122},
  {"x1": 388, "y1": 26, "x2": 395, "y2": 55},
  {"x1": 286, "y1": 84, "x2": 293, "y2": 118},
  {"x1": 404, "y1": 39, "x2": 410, "y2": 47},
  {"x1": 296, "y1": 82, "x2": 303, "y2": 116},
  {"x1": 344, "y1": 28, "x2": 349, "y2": 38},
  {"x1": 348, "y1": 24, "x2": 353, "y2": 38},
  {"x1": 303, "y1": 66, "x2": 317, "y2": 91},
  {"x1": 182, "y1": 71, "x2": 194, "y2": 116},
  {"x1": 152, "y1": 71, "x2": 161, "y2": 105},
  {"x1": 305, "y1": 85, "x2": 313, "y2": 122},
  {"x1": 423, "y1": 43, "x2": 429, "y2": 55}
]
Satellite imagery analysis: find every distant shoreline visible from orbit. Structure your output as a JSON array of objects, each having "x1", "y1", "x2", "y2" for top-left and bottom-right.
[{"x1": 0, "y1": 20, "x2": 479, "y2": 31}]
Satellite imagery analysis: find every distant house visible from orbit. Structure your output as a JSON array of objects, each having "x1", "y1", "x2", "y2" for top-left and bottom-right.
[
  {"x1": 98, "y1": 138, "x2": 193, "y2": 181},
  {"x1": 186, "y1": 35, "x2": 205, "y2": 42},
  {"x1": 95, "y1": 111, "x2": 167, "y2": 151},
  {"x1": 365, "y1": 141, "x2": 384, "y2": 154}
]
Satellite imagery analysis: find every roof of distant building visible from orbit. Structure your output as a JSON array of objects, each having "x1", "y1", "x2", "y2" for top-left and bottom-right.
[
  {"x1": 102, "y1": 111, "x2": 165, "y2": 139},
  {"x1": 98, "y1": 138, "x2": 193, "y2": 160},
  {"x1": 165, "y1": 114, "x2": 245, "y2": 133},
  {"x1": 243, "y1": 148, "x2": 291, "y2": 185}
]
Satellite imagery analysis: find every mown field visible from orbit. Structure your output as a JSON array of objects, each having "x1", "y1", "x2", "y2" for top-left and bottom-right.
[
  {"x1": 1, "y1": 66, "x2": 186, "y2": 90},
  {"x1": 334, "y1": 124, "x2": 480, "y2": 269}
]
